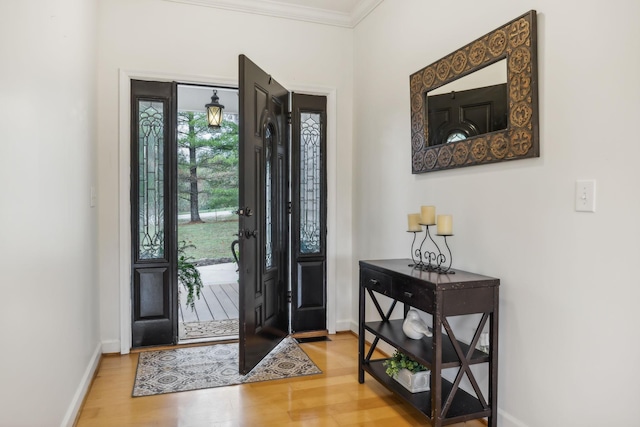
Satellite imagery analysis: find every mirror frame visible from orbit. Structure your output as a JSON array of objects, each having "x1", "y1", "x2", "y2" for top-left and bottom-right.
[{"x1": 410, "y1": 10, "x2": 539, "y2": 173}]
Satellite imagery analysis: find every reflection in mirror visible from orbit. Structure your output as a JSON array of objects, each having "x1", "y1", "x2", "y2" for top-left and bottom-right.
[
  {"x1": 427, "y1": 60, "x2": 507, "y2": 147},
  {"x1": 409, "y1": 10, "x2": 539, "y2": 173}
]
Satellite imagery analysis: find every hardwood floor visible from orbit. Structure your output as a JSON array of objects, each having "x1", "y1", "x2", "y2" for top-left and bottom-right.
[{"x1": 75, "y1": 333, "x2": 485, "y2": 427}]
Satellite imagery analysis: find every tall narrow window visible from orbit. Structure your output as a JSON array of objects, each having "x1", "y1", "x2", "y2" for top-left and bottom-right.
[
  {"x1": 138, "y1": 100, "x2": 165, "y2": 259},
  {"x1": 264, "y1": 124, "x2": 274, "y2": 269},
  {"x1": 130, "y1": 79, "x2": 176, "y2": 348},
  {"x1": 290, "y1": 93, "x2": 327, "y2": 334},
  {"x1": 299, "y1": 112, "x2": 321, "y2": 254}
]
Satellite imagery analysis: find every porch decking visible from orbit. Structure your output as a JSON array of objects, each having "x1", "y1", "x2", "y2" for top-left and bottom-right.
[
  {"x1": 178, "y1": 263, "x2": 239, "y2": 322},
  {"x1": 178, "y1": 282, "x2": 239, "y2": 322}
]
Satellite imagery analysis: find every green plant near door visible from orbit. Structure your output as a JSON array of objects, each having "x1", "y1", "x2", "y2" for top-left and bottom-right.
[{"x1": 177, "y1": 240, "x2": 203, "y2": 310}]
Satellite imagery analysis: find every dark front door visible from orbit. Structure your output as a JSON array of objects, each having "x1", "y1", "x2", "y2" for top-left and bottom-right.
[
  {"x1": 290, "y1": 94, "x2": 327, "y2": 334},
  {"x1": 130, "y1": 80, "x2": 178, "y2": 348},
  {"x1": 238, "y1": 55, "x2": 289, "y2": 374}
]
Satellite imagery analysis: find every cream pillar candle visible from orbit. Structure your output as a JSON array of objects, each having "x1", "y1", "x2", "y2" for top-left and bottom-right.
[
  {"x1": 407, "y1": 213, "x2": 422, "y2": 232},
  {"x1": 436, "y1": 215, "x2": 453, "y2": 235},
  {"x1": 420, "y1": 205, "x2": 436, "y2": 225}
]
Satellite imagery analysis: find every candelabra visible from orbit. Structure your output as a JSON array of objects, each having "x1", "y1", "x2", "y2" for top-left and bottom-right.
[{"x1": 408, "y1": 224, "x2": 454, "y2": 274}]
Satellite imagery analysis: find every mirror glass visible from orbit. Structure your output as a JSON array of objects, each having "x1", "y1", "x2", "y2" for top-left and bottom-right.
[
  {"x1": 410, "y1": 10, "x2": 539, "y2": 173},
  {"x1": 427, "y1": 59, "x2": 507, "y2": 147},
  {"x1": 428, "y1": 59, "x2": 506, "y2": 96}
]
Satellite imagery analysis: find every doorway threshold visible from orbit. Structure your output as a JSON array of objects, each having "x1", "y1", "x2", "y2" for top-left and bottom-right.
[{"x1": 179, "y1": 335, "x2": 239, "y2": 345}]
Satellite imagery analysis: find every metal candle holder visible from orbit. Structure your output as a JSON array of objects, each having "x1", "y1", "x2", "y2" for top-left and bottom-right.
[{"x1": 408, "y1": 224, "x2": 454, "y2": 274}]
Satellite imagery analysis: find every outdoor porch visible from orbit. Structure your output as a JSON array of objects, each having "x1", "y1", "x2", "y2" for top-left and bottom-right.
[
  {"x1": 178, "y1": 282, "x2": 239, "y2": 323},
  {"x1": 178, "y1": 262, "x2": 239, "y2": 341}
]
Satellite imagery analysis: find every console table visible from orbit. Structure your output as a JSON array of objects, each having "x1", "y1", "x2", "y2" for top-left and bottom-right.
[{"x1": 358, "y1": 259, "x2": 499, "y2": 426}]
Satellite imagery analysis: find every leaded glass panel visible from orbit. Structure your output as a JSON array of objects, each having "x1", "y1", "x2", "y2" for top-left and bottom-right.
[
  {"x1": 299, "y1": 112, "x2": 321, "y2": 254},
  {"x1": 138, "y1": 100, "x2": 165, "y2": 259},
  {"x1": 264, "y1": 125, "x2": 273, "y2": 269}
]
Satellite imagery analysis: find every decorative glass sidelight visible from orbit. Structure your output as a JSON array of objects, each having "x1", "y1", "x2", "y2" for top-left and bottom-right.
[
  {"x1": 264, "y1": 125, "x2": 273, "y2": 269},
  {"x1": 138, "y1": 100, "x2": 165, "y2": 259},
  {"x1": 299, "y1": 112, "x2": 322, "y2": 254}
]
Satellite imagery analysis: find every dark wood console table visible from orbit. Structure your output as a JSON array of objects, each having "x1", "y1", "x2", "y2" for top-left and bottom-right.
[{"x1": 358, "y1": 259, "x2": 499, "y2": 426}]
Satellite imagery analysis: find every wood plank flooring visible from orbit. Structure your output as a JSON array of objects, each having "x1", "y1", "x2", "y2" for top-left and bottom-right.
[
  {"x1": 75, "y1": 333, "x2": 485, "y2": 427},
  {"x1": 179, "y1": 283, "x2": 239, "y2": 323}
]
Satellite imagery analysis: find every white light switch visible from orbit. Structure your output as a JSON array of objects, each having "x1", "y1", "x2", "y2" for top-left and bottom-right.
[
  {"x1": 575, "y1": 180, "x2": 596, "y2": 212},
  {"x1": 90, "y1": 186, "x2": 97, "y2": 208}
]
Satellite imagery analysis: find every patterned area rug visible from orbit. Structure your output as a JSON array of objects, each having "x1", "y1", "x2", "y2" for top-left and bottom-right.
[
  {"x1": 180, "y1": 319, "x2": 239, "y2": 340},
  {"x1": 132, "y1": 337, "x2": 321, "y2": 397}
]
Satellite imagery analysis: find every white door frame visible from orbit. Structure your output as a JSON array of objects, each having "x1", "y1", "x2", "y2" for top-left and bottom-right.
[{"x1": 118, "y1": 69, "x2": 338, "y2": 354}]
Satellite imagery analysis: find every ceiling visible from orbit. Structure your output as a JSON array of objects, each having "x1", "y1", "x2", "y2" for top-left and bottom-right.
[
  {"x1": 178, "y1": 85, "x2": 239, "y2": 115},
  {"x1": 162, "y1": 0, "x2": 385, "y2": 28}
]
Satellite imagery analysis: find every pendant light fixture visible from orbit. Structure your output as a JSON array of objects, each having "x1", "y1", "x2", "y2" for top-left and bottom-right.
[{"x1": 205, "y1": 89, "x2": 224, "y2": 128}]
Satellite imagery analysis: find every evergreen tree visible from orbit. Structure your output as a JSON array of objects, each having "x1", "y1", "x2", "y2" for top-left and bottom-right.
[{"x1": 177, "y1": 111, "x2": 238, "y2": 222}]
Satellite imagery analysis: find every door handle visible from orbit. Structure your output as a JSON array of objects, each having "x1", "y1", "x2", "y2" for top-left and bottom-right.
[
  {"x1": 235, "y1": 229, "x2": 257, "y2": 239},
  {"x1": 244, "y1": 229, "x2": 258, "y2": 239},
  {"x1": 231, "y1": 240, "x2": 240, "y2": 272}
]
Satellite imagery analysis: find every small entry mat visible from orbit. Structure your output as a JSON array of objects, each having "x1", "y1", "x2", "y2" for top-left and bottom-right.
[{"x1": 180, "y1": 319, "x2": 239, "y2": 340}]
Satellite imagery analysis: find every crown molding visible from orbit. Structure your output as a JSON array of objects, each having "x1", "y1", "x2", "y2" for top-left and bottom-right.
[
  {"x1": 350, "y1": 0, "x2": 384, "y2": 27},
  {"x1": 162, "y1": 0, "x2": 384, "y2": 28}
]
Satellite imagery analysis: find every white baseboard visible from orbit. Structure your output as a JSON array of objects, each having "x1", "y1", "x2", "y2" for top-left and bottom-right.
[
  {"x1": 335, "y1": 320, "x2": 353, "y2": 332},
  {"x1": 498, "y1": 409, "x2": 528, "y2": 427},
  {"x1": 59, "y1": 342, "x2": 102, "y2": 427},
  {"x1": 101, "y1": 339, "x2": 121, "y2": 354}
]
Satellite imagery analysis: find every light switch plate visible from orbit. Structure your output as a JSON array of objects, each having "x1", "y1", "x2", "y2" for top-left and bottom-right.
[
  {"x1": 575, "y1": 180, "x2": 596, "y2": 212},
  {"x1": 90, "y1": 186, "x2": 97, "y2": 208}
]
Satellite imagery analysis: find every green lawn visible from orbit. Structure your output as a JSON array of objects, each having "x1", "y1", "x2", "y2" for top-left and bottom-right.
[{"x1": 178, "y1": 218, "x2": 239, "y2": 262}]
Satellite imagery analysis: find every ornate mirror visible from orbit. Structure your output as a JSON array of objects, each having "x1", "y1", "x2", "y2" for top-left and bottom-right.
[{"x1": 410, "y1": 10, "x2": 539, "y2": 173}]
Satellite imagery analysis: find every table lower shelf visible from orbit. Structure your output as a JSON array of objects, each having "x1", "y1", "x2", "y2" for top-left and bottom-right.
[
  {"x1": 364, "y1": 319, "x2": 490, "y2": 368},
  {"x1": 362, "y1": 359, "x2": 490, "y2": 425}
]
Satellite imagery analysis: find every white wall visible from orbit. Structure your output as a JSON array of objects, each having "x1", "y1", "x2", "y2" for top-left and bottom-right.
[
  {"x1": 353, "y1": 1, "x2": 640, "y2": 426},
  {"x1": 0, "y1": 0, "x2": 100, "y2": 425},
  {"x1": 97, "y1": 0, "x2": 355, "y2": 349}
]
